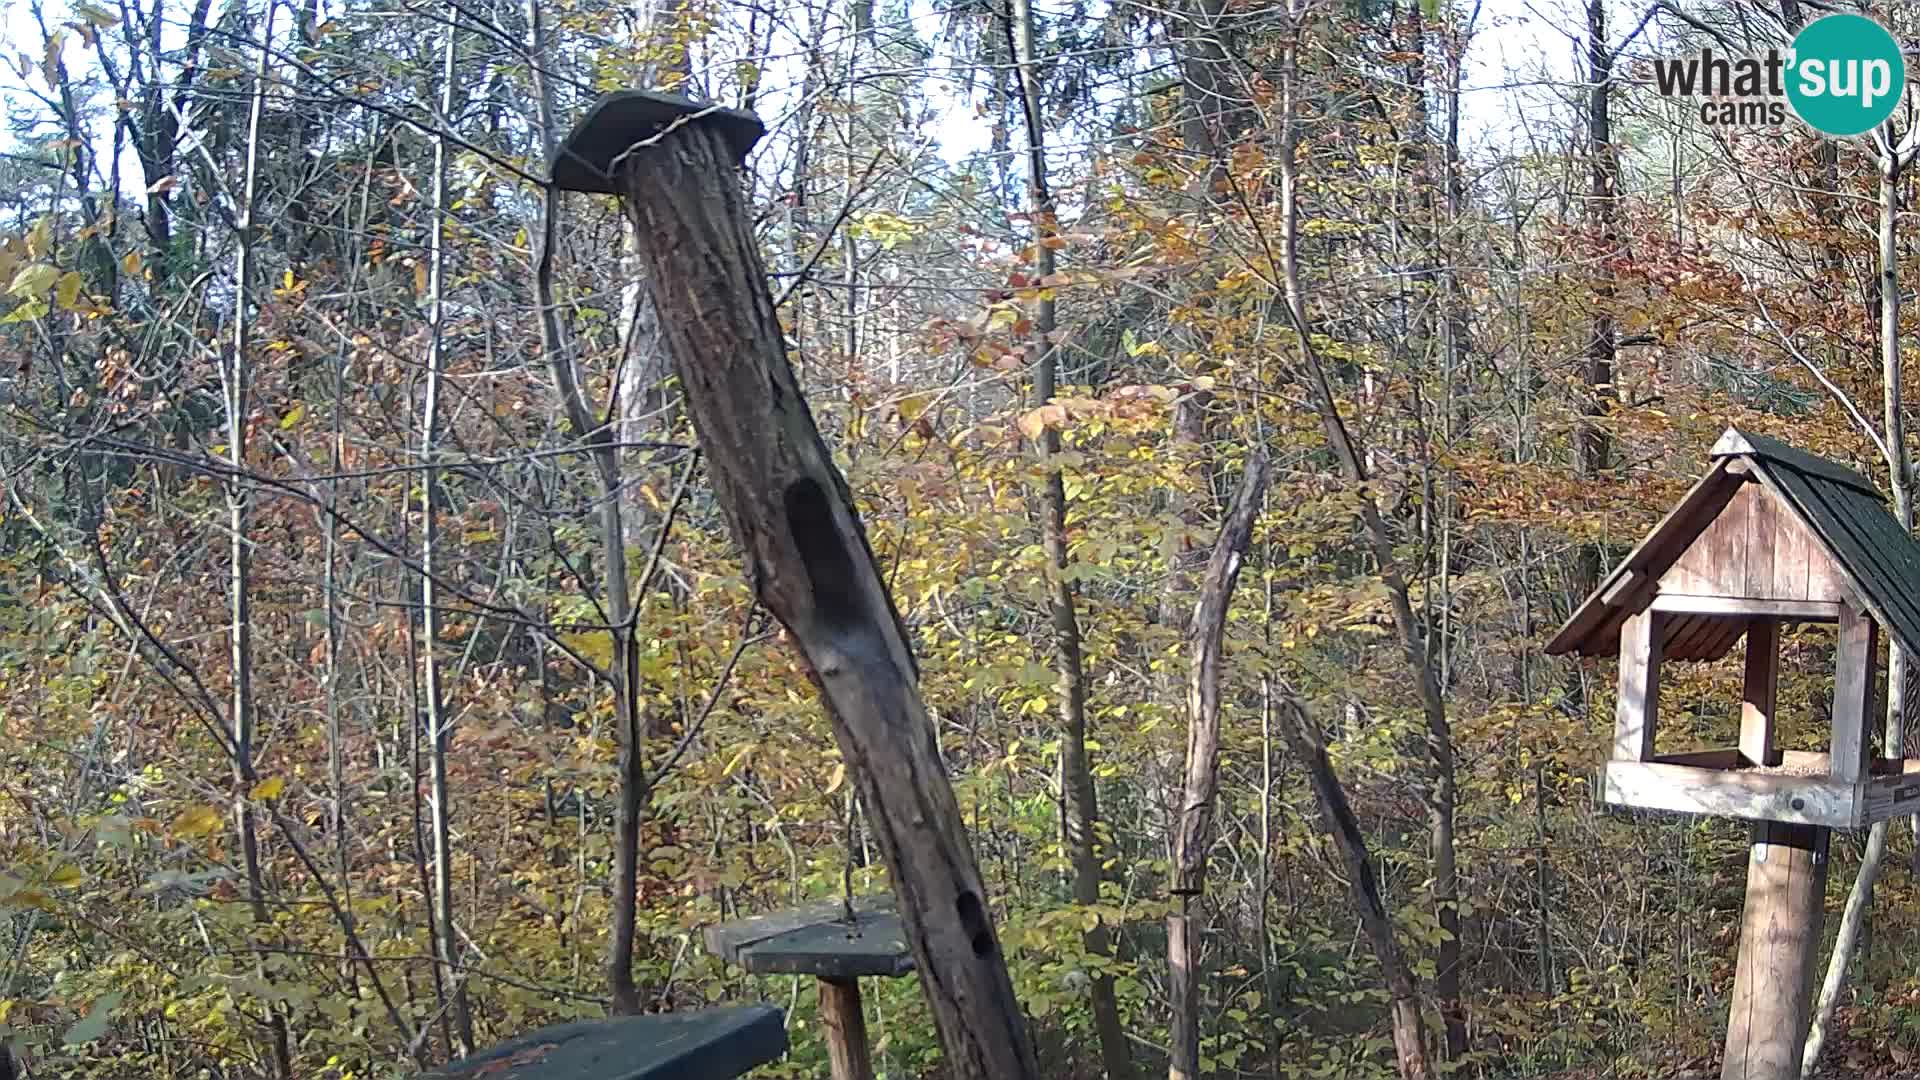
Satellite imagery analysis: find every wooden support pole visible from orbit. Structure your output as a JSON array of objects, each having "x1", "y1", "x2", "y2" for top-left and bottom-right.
[
  {"x1": 818, "y1": 978, "x2": 876, "y2": 1080},
  {"x1": 1742, "y1": 619, "x2": 1781, "y2": 768},
  {"x1": 1615, "y1": 609, "x2": 1662, "y2": 762},
  {"x1": 563, "y1": 93, "x2": 1039, "y2": 1080},
  {"x1": 1832, "y1": 606, "x2": 1876, "y2": 783},
  {"x1": 1722, "y1": 822, "x2": 1829, "y2": 1080}
]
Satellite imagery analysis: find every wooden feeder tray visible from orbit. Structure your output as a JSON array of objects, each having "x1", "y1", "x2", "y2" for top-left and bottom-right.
[
  {"x1": 705, "y1": 895, "x2": 913, "y2": 980},
  {"x1": 1605, "y1": 748, "x2": 1920, "y2": 828},
  {"x1": 418, "y1": 1004, "x2": 786, "y2": 1080}
]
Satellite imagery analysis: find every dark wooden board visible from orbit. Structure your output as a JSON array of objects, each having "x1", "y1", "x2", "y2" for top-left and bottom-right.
[
  {"x1": 418, "y1": 1005, "x2": 786, "y2": 1080},
  {"x1": 706, "y1": 896, "x2": 915, "y2": 979},
  {"x1": 551, "y1": 91, "x2": 765, "y2": 194}
]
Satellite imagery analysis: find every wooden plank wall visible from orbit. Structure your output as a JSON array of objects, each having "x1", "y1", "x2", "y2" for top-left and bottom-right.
[{"x1": 1660, "y1": 484, "x2": 1847, "y2": 601}]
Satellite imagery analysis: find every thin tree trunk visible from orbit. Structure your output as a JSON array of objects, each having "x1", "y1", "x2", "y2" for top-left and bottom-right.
[
  {"x1": 1804, "y1": 143, "x2": 1913, "y2": 1078},
  {"x1": 1168, "y1": 455, "x2": 1270, "y2": 1080},
  {"x1": 228, "y1": 4, "x2": 291, "y2": 1074},
  {"x1": 523, "y1": 0, "x2": 650, "y2": 1015},
  {"x1": 1576, "y1": 0, "x2": 1618, "y2": 600},
  {"x1": 420, "y1": 11, "x2": 473, "y2": 1056},
  {"x1": 1275, "y1": 4, "x2": 1454, "y2": 1071},
  {"x1": 1004, "y1": 1, "x2": 1130, "y2": 1074},
  {"x1": 1398, "y1": 4, "x2": 1467, "y2": 1055}
]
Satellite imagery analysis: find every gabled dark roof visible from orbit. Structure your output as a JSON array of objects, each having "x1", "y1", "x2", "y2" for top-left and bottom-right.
[
  {"x1": 1546, "y1": 426, "x2": 1920, "y2": 661},
  {"x1": 1736, "y1": 431, "x2": 1920, "y2": 665}
]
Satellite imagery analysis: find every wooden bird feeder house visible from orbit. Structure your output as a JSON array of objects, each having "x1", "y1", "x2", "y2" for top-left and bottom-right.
[
  {"x1": 1548, "y1": 427, "x2": 1920, "y2": 823},
  {"x1": 1547, "y1": 426, "x2": 1920, "y2": 1080}
]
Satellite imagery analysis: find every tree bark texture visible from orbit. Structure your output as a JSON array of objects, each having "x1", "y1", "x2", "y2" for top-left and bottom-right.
[
  {"x1": 1168, "y1": 453, "x2": 1270, "y2": 1080},
  {"x1": 1577, "y1": 0, "x2": 1618, "y2": 600},
  {"x1": 612, "y1": 119, "x2": 1039, "y2": 1080}
]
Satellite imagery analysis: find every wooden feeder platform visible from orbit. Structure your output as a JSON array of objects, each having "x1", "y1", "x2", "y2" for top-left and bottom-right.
[
  {"x1": 705, "y1": 895, "x2": 913, "y2": 979},
  {"x1": 1606, "y1": 749, "x2": 1920, "y2": 828},
  {"x1": 705, "y1": 896, "x2": 912, "y2": 1080},
  {"x1": 418, "y1": 1004, "x2": 786, "y2": 1080}
]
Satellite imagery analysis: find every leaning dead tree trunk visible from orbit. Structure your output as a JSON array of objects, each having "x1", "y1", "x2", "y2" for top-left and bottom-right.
[
  {"x1": 552, "y1": 93, "x2": 1040, "y2": 1080},
  {"x1": 1272, "y1": 696, "x2": 1432, "y2": 1080},
  {"x1": 1168, "y1": 453, "x2": 1270, "y2": 1080}
]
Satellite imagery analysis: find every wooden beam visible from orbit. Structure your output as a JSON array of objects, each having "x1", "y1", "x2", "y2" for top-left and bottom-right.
[
  {"x1": 1603, "y1": 761, "x2": 1857, "y2": 828},
  {"x1": 1649, "y1": 595, "x2": 1841, "y2": 620},
  {"x1": 1832, "y1": 606, "x2": 1876, "y2": 783},
  {"x1": 1742, "y1": 620, "x2": 1781, "y2": 768},
  {"x1": 819, "y1": 978, "x2": 876, "y2": 1080},
  {"x1": 1722, "y1": 822, "x2": 1829, "y2": 1080},
  {"x1": 1601, "y1": 566, "x2": 1651, "y2": 611},
  {"x1": 1615, "y1": 610, "x2": 1662, "y2": 762}
]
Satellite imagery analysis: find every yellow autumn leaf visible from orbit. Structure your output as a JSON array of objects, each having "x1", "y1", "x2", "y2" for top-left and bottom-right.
[
  {"x1": 250, "y1": 776, "x2": 285, "y2": 801},
  {"x1": 54, "y1": 271, "x2": 83, "y2": 311},
  {"x1": 26, "y1": 216, "x2": 51, "y2": 258},
  {"x1": 9, "y1": 263, "x2": 57, "y2": 297},
  {"x1": 121, "y1": 250, "x2": 141, "y2": 274},
  {"x1": 48, "y1": 864, "x2": 83, "y2": 887},
  {"x1": 1017, "y1": 403, "x2": 1067, "y2": 441},
  {"x1": 413, "y1": 261, "x2": 429, "y2": 297},
  {"x1": 279, "y1": 404, "x2": 304, "y2": 430},
  {"x1": 562, "y1": 631, "x2": 614, "y2": 669},
  {"x1": 825, "y1": 762, "x2": 847, "y2": 795},
  {"x1": 171, "y1": 804, "x2": 223, "y2": 838}
]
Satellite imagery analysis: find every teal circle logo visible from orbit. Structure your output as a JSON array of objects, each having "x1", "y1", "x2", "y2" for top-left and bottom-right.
[{"x1": 1786, "y1": 14, "x2": 1905, "y2": 137}]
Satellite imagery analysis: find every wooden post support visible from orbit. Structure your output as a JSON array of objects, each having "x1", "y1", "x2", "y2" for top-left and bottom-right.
[
  {"x1": 1722, "y1": 821, "x2": 1829, "y2": 1080},
  {"x1": 1741, "y1": 619, "x2": 1780, "y2": 768},
  {"x1": 1832, "y1": 605, "x2": 1876, "y2": 782},
  {"x1": 1615, "y1": 609, "x2": 1662, "y2": 762},
  {"x1": 819, "y1": 977, "x2": 876, "y2": 1080},
  {"x1": 553, "y1": 92, "x2": 1039, "y2": 1080}
]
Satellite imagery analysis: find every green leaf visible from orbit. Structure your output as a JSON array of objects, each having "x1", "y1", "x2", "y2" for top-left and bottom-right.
[
  {"x1": 25, "y1": 216, "x2": 51, "y2": 259},
  {"x1": 0, "y1": 299, "x2": 47, "y2": 324},
  {"x1": 64, "y1": 991, "x2": 122, "y2": 1045},
  {"x1": 75, "y1": 2, "x2": 119, "y2": 27},
  {"x1": 54, "y1": 270, "x2": 83, "y2": 310},
  {"x1": 9, "y1": 262, "x2": 57, "y2": 297}
]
